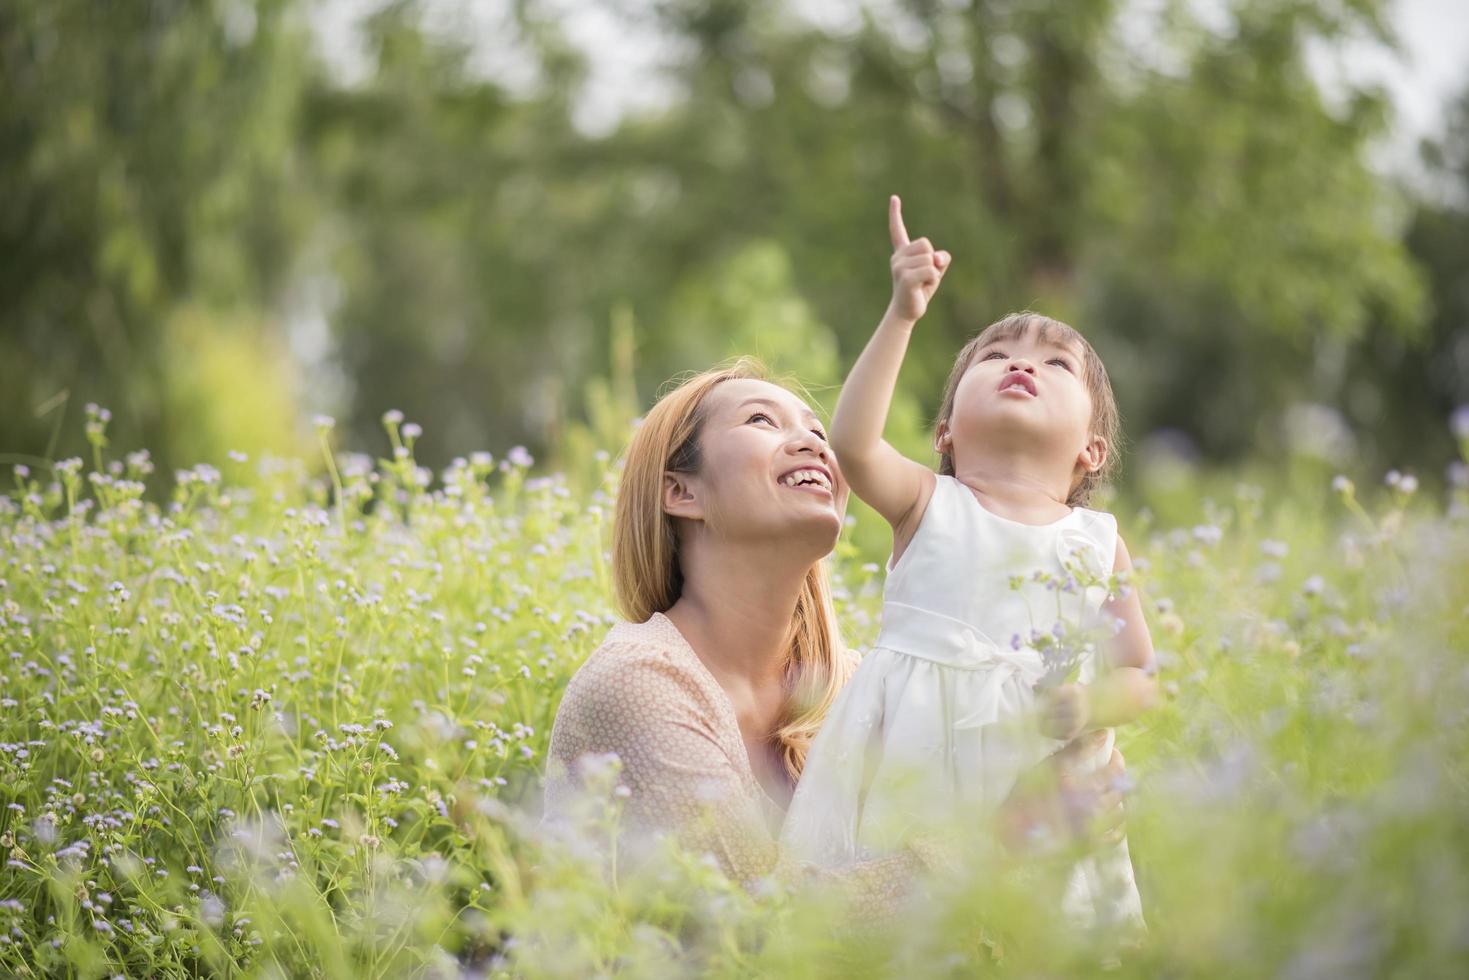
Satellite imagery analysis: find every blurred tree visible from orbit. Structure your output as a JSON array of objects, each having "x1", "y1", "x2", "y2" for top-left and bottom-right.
[
  {"x1": 161, "y1": 304, "x2": 309, "y2": 467},
  {"x1": 0, "y1": 0, "x2": 1455, "y2": 485},
  {"x1": 1086, "y1": 1, "x2": 1427, "y2": 459},
  {"x1": 1339, "y1": 82, "x2": 1469, "y2": 478},
  {"x1": 659, "y1": 240, "x2": 843, "y2": 391},
  {"x1": 0, "y1": 0, "x2": 315, "y2": 468},
  {"x1": 301, "y1": 0, "x2": 645, "y2": 459},
  {"x1": 613, "y1": 0, "x2": 1426, "y2": 464}
]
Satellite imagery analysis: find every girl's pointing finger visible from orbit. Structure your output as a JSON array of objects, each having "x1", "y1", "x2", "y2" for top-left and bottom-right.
[{"x1": 888, "y1": 195, "x2": 910, "y2": 250}]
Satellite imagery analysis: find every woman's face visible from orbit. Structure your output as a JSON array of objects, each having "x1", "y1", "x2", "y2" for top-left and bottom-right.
[{"x1": 666, "y1": 379, "x2": 848, "y2": 551}]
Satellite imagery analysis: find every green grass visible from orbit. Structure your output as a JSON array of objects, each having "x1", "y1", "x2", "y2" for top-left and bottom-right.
[{"x1": 2, "y1": 407, "x2": 1467, "y2": 977}]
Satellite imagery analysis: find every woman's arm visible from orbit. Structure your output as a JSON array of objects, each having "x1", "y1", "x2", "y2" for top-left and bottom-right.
[{"x1": 830, "y1": 197, "x2": 946, "y2": 537}]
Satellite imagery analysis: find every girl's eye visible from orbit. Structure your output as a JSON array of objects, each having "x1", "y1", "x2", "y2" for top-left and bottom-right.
[
  {"x1": 982, "y1": 351, "x2": 1006, "y2": 361},
  {"x1": 811, "y1": 428, "x2": 828, "y2": 441},
  {"x1": 748, "y1": 412, "x2": 775, "y2": 426},
  {"x1": 1048, "y1": 358, "x2": 1073, "y2": 371}
]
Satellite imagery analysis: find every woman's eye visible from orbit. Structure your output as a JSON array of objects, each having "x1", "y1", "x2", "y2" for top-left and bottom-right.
[{"x1": 811, "y1": 428, "x2": 828, "y2": 441}]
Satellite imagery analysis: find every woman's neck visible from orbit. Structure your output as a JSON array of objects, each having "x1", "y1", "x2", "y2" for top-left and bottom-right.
[
  {"x1": 665, "y1": 537, "x2": 808, "y2": 689},
  {"x1": 664, "y1": 533, "x2": 818, "y2": 806}
]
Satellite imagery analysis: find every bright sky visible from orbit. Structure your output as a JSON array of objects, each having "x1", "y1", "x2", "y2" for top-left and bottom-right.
[
  {"x1": 1372, "y1": 0, "x2": 1469, "y2": 146},
  {"x1": 1307, "y1": 0, "x2": 1469, "y2": 182}
]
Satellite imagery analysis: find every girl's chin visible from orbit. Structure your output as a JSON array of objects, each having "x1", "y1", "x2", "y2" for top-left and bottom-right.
[{"x1": 956, "y1": 412, "x2": 1064, "y2": 442}]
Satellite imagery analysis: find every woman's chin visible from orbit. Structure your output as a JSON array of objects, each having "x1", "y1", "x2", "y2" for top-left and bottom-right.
[
  {"x1": 761, "y1": 507, "x2": 843, "y2": 553},
  {"x1": 798, "y1": 510, "x2": 845, "y2": 552}
]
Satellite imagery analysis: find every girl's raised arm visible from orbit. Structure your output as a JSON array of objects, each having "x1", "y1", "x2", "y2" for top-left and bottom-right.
[{"x1": 830, "y1": 196, "x2": 947, "y2": 537}]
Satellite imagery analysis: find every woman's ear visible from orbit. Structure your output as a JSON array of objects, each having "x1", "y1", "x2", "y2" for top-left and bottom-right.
[
  {"x1": 662, "y1": 472, "x2": 704, "y2": 521},
  {"x1": 1077, "y1": 435, "x2": 1108, "y2": 475}
]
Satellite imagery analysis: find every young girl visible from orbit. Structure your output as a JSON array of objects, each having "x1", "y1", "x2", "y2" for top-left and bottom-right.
[{"x1": 780, "y1": 196, "x2": 1157, "y2": 931}]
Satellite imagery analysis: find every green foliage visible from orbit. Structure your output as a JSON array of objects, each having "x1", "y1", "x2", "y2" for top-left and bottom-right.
[
  {"x1": 4, "y1": 0, "x2": 1464, "y2": 482},
  {"x1": 1336, "y1": 84, "x2": 1469, "y2": 474},
  {"x1": 0, "y1": 0, "x2": 316, "y2": 467},
  {"x1": 160, "y1": 305, "x2": 312, "y2": 468},
  {"x1": 2, "y1": 413, "x2": 1468, "y2": 976},
  {"x1": 662, "y1": 240, "x2": 843, "y2": 393}
]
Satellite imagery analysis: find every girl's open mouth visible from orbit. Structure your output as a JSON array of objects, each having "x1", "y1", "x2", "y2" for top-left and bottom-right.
[{"x1": 999, "y1": 371, "x2": 1038, "y2": 397}]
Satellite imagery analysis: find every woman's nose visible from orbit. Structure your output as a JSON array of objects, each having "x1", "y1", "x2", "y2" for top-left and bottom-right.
[{"x1": 791, "y1": 430, "x2": 830, "y2": 459}]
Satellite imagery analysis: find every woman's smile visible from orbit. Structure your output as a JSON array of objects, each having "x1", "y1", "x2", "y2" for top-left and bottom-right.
[{"x1": 777, "y1": 464, "x2": 834, "y2": 495}]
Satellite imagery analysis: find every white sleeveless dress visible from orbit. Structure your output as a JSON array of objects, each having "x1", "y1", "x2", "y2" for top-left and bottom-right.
[{"x1": 782, "y1": 474, "x2": 1144, "y2": 929}]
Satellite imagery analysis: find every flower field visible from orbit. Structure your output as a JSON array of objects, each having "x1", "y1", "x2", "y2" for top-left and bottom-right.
[{"x1": 2, "y1": 408, "x2": 1467, "y2": 978}]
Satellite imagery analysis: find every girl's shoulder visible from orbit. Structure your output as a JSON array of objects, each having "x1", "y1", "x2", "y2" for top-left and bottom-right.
[
  {"x1": 1062, "y1": 505, "x2": 1118, "y2": 548},
  {"x1": 1070, "y1": 504, "x2": 1118, "y2": 530},
  {"x1": 1057, "y1": 506, "x2": 1120, "y2": 575}
]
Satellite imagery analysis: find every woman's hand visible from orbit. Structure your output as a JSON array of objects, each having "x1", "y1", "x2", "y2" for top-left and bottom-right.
[
  {"x1": 887, "y1": 195, "x2": 950, "y2": 323},
  {"x1": 1037, "y1": 682, "x2": 1091, "y2": 741},
  {"x1": 995, "y1": 730, "x2": 1128, "y2": 855}
]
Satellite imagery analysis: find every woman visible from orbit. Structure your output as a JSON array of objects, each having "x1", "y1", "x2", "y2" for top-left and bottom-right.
[{"x1": 542, "y1": 359, "x2": 1129, "y2": 915}]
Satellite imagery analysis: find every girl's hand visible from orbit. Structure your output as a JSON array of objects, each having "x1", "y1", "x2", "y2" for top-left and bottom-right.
[
  {"x1": 887, "y1": 195, "x2": 950, "y2": 322},
  {"x1": 1038, "y1": 682, "x2": 1091, "y2": 741},
  {"x1": 996, "y1": 731, "x2": 1129, "y2": 854}
]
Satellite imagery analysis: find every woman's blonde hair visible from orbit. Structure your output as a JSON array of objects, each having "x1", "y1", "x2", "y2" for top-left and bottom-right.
[
  {"x1": 612, "y1": 357, "x2": 851, "y2": 781},
  {"x1": 935, "y1": 311, "x2": 1121, "y2": 506}
]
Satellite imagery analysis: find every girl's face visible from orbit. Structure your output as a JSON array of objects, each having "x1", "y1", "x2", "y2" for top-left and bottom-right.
[
  {"x1": 664, "y1": 379, "x2": 848, "y2": 550},
  {"x1": 944, "y1": 329, "x2": 1098, "y2": 470}
]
